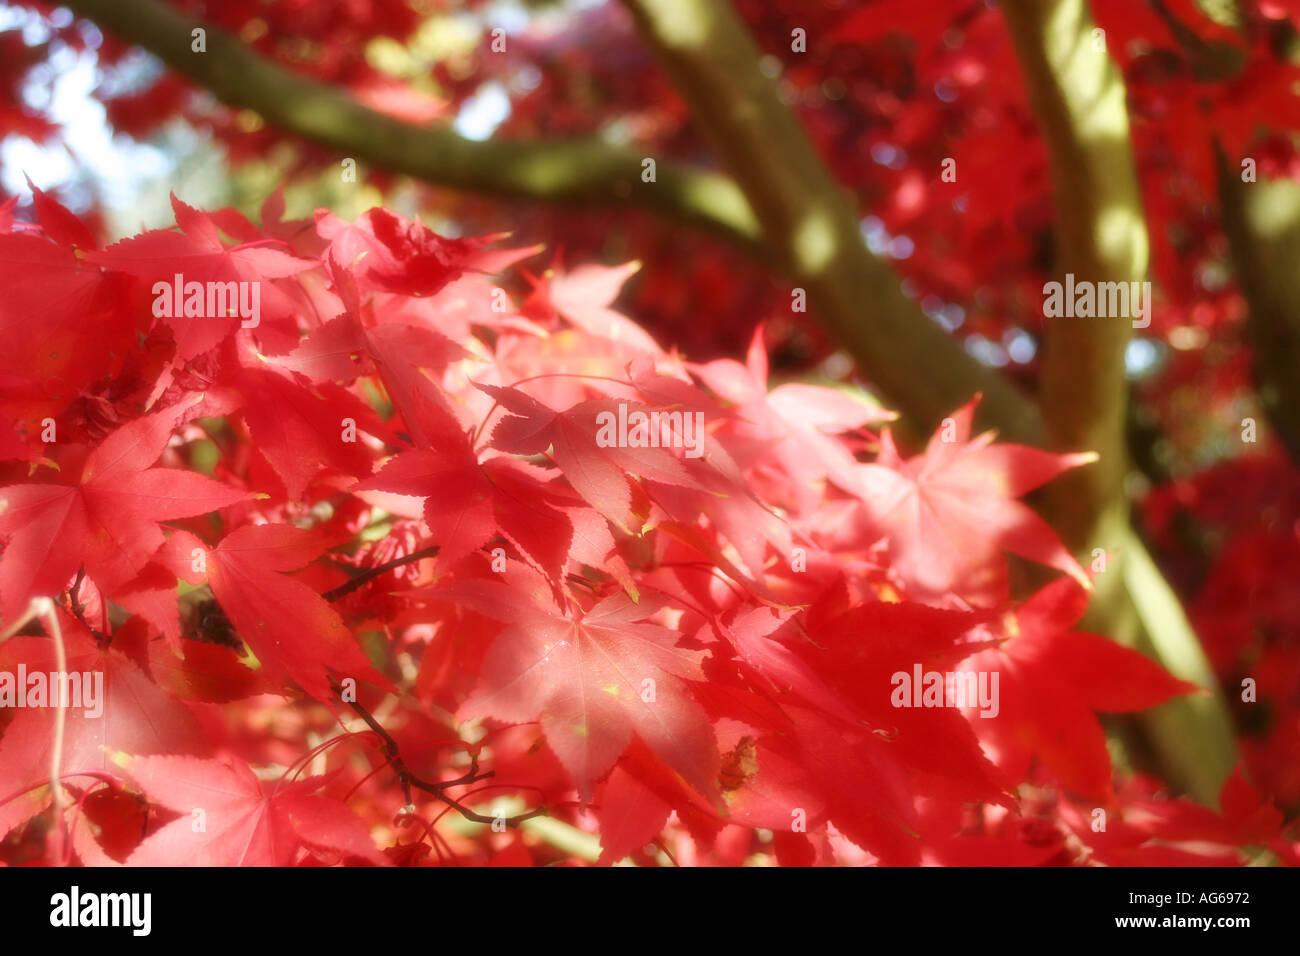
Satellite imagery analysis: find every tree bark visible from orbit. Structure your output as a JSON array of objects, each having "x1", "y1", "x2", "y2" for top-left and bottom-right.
[
  {"x1": 615, "y1": 0, "x2": 1045, "y2": 445},
  {"x1": 1000, "y1": 0, "x2": 1235, "y2": 801}
]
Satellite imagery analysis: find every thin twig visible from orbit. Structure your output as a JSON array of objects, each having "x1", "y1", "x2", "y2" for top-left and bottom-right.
[
  {"x1": 322, "y1": 545, "x2": 440, "y2": 603},
  {"x1": 329, "y1": 677, "x2": 543, "y2": 828}
]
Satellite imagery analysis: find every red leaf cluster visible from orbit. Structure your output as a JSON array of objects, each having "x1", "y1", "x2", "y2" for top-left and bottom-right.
[{"x1": 0, "y1": 193, "x2": 1291, "y2": 867}]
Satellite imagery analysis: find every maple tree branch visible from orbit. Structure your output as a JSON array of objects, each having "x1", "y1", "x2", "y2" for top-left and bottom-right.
[
  {"x1": 1000, "y1": 0, "x2": 1236, "y2": 801},
  {"x1": 1000, "y1": 0, "x2": 1141, "y2": 535},
  {"x1": 1215, "y1": 141, "x2": 1300, "y2": 461},
  {"x1": 68, "y1": 0, "x2": 1042, "y2": 445},
  {"x1": 616, "y1": 0, "x2": 1044, "y2": 446},
  {"x1": 997, "y1": 0, "x2": 1139, "y2": 613},
  {"x1": 323, "y1": 549, "x2": 546, "y2": 827},
  {"x1": 59, "y1": 0, "x2": 761, "y2": 251},
  {"x1": 323, "y1": 545, "x2": 440, "y2": 603},
  {"x1": 1170, "y1": 0, "x2": 1300, "y2": 460},
  {"x1": 330, "y1": 678, "x2": 543, "y2": 829},
  {"x1": 1151, "y1": 0, "x2": 1247, "y2": 80},
  {"x1": 429, "y1": 789, "x2": 546, "y2": 829},
  {"x1": 332, "y1": 677, "x2": 415, "y2": 807}
]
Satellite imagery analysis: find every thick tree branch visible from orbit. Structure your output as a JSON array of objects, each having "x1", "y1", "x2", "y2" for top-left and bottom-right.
[
  {"x1": 71, "y1": 0, "x2": 1041, "y2": 443},
  {"x1": 998, "y1": 0, "x2": 1139, "y2": 645},
  {"x1": 1000, "y1": 0, "x2": 1141, "y2": 547},
  {"x1": 62, "y1": 0, "x2": 761, "y2": 250},
  {"x1": 615, "y1": 0, "x2": 1045, "y2": 445},
  {"x1": 1000, "y1": 0, "x2": 1235, "y2": 801}
]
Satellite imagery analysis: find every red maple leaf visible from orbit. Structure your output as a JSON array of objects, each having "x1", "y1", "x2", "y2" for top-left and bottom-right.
[
  {"x1": 478, "y1": 383, "x2": 710, "y2": 533},
  {"x1": 0, "y1": 190, "x2": 133, "y2": 423},
  {"x1": 315, "y1": 207, "x2": 534, "y2": 297},
  {"x1": 0, "y1": 399, "x2": 246, "y2": 619},
  {"x1": 123, "y1": 754, "x2": 384, "y2": 866},
  {"x1": 160, "y1": 523, "x2": 391, "y2": 702},
  {"x1": 85, "y1": 195, "x2": 315, "y2": 361},
  {"x1": 966, "y1": 578, "x2": 1199, "y2": 801},
  {"x1": 446, "y1": 572, "x2": 719, "y2": 803},
  {"x1": 691, "y1": 326, "x2": 895, "y2": 513},
  {"x1": 521, "y1": 260, "x2": 665, "y2": 356},
  {"x1": 851, "y1": 395, "x2": 1096, "y2": 604},
  {"x1": 794, "y1": 595, "x2": 1013, "y2": 808}
]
